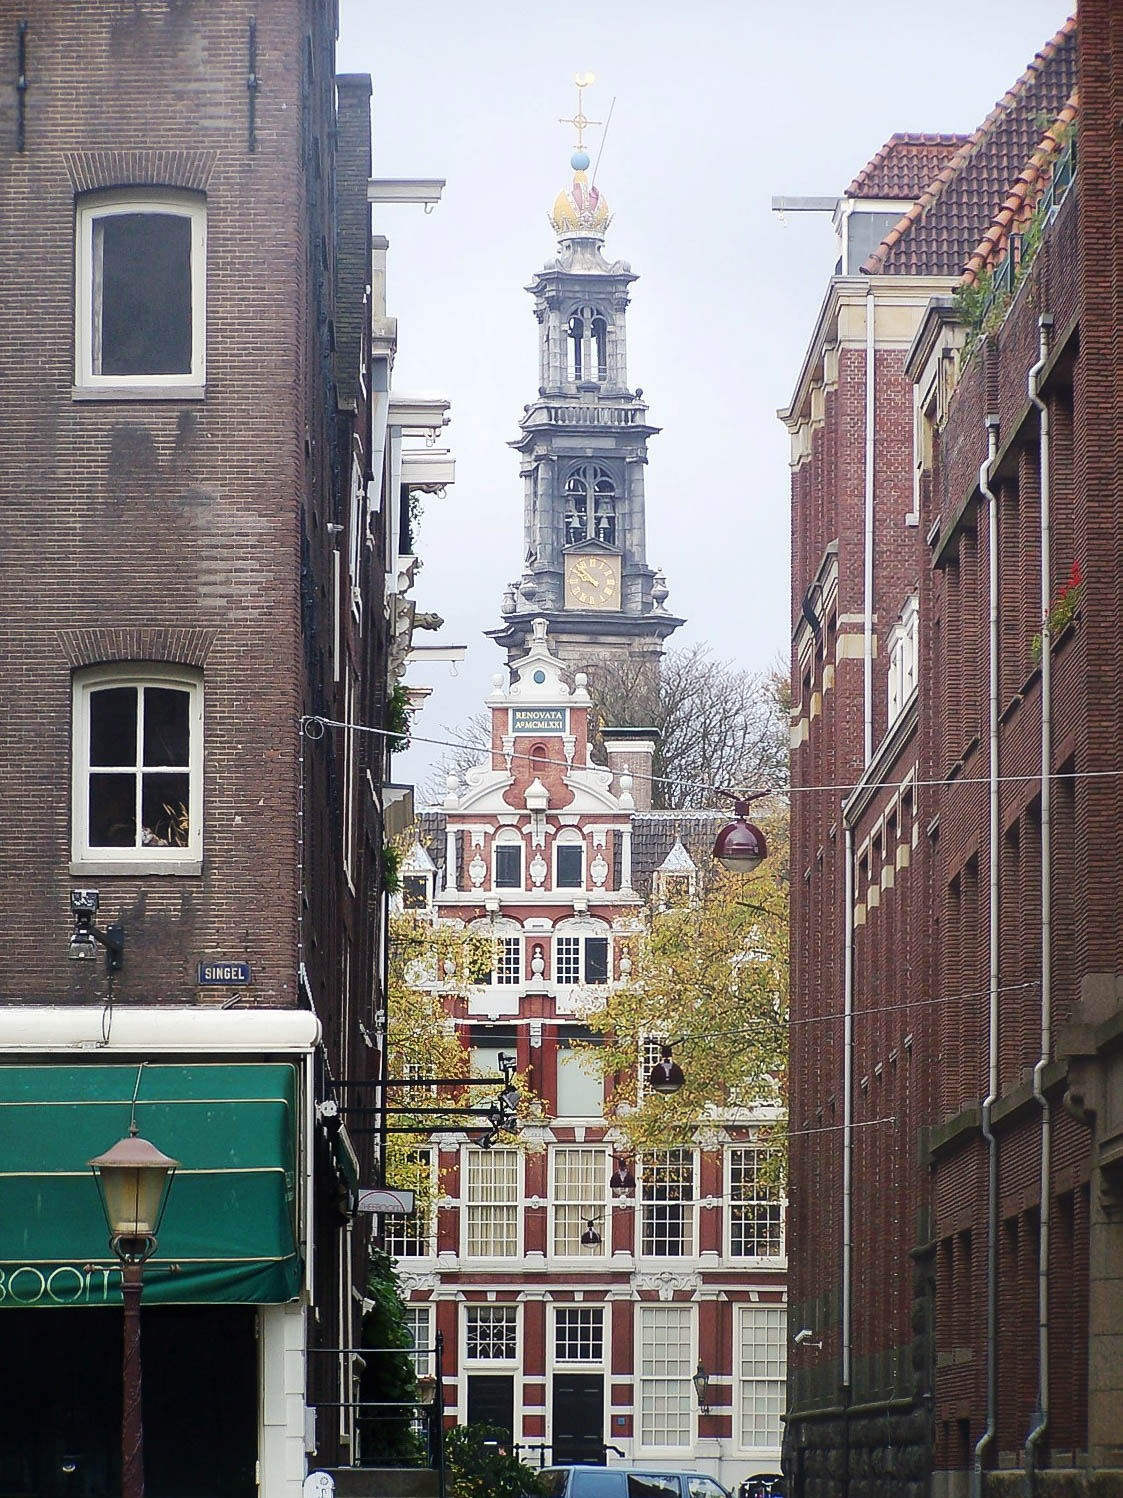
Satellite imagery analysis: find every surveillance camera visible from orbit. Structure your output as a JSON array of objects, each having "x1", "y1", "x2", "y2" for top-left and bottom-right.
[
  {"x1": 794, "y1": 1328, "x2": 815, "y2": 1345},
  {"x1": 70, "y1": 889, "x2": 100, "y2": 916}
]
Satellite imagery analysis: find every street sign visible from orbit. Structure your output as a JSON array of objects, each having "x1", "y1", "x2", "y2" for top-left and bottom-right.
[{"x1": 197, "y1": 961, "x2": 252, "y2": 986}]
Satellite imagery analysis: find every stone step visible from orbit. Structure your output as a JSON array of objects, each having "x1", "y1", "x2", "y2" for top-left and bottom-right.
[{"x1": 319, "y1": 1468, "x2": 441, "y2": 1498}]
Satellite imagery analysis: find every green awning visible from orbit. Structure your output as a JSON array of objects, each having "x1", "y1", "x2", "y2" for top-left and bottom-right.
[{"x1": 0, "y1": 1062, "x2": 302, "y2": 1306}]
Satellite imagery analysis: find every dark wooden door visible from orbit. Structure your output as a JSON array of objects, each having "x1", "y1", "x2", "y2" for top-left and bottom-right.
[
  {"x1": 552, "y1": 1372, "x2": 604, "y2": 1464},
  {"x1": 466, "y1": 1373, "x2": 515, "y2": 1444}
]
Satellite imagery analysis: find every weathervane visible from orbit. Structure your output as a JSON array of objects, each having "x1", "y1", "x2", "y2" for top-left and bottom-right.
[{"x1": 559, "y1": 71, "x2": 601, "y2": 152}]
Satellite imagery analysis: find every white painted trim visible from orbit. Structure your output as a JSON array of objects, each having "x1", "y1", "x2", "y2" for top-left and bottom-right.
[
  {"x1": 259, "y1": 1301, "x2": 308, "y2": 1497},
  {"x1": 74, "y1": 190, "x2": 207, "y2": 393}
]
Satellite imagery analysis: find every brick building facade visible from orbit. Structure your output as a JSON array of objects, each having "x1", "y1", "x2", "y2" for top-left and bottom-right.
[
  {"x1": 397, "y1": 623, "x2": 786, "y2": 1492},
  {"x1": 0, "y1": 4, "x2": 447, "y2": 1492},
  {"x1": 786, "y1": 12, "x2": 1123, "y2": 1498}
]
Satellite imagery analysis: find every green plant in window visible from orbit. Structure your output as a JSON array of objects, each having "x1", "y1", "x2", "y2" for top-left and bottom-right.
[{"x1": 1031, "y1": 561, "x2": 1082, "y2": 666}]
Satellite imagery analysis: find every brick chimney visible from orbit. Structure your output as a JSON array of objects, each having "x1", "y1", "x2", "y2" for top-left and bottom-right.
[{"x1": 600, "y1": 727, "x2": 659, "y2": 811}]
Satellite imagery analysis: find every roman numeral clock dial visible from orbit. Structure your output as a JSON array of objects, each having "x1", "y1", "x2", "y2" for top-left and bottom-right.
[{"x1": 564, "y1": 553, "x2": 620, "y2": 610}]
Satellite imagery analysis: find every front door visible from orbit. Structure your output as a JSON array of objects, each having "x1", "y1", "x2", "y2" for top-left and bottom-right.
[
  {"x1": 466, "y1": 1373, "x2": 515, "y2": 1444},
  {"x1": 552, "y1": 1372, "x2": 604, "y2": 1464}
]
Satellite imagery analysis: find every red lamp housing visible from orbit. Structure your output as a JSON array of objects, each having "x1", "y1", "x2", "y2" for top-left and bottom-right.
[{"x1": 712, "y1": 799, "x2": 769, "y2": 873}]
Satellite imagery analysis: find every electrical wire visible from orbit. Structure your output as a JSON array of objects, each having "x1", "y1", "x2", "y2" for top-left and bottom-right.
[{"x1": 301, "y1": 714, "x2": 1120, "y2": 805}]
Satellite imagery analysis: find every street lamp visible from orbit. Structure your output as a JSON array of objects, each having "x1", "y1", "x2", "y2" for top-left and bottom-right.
[
  {"x1": 89, "y1": 1126, "x2": 179, "y2": 1498},
  {"x1": 712, "y1": 793, "x2": 769, "y2": 874},
  {"x1": 692, "y1": 1361, "x2": 711, "y2": 1415},
  {"x1": 647, "y1": 1045, "x2": 685, "y2": 1095}
]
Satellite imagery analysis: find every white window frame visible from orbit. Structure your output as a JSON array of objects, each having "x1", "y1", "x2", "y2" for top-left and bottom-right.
[
  {"x1": 384, "y1": 1149, "x2": 435, "y2": 1260},
  {"x1": 726, "y1": 1145, "x2": 786, "y2": 1262},
  {"x1": 553, "y1": 1305, "x2": 605, "y2": 1364},
  {"x1": 887, "y1": 593, "x2": 919, "y2": 728},
  {"x1": 342, "y1": 667, "x2": 357, "y2": 891},
  {"x1": 463, "y1": 1147, "x2": 521, "y2": 1259},
  {"x1": 488, "y1": 935, "x2": 521, "y2": 986},
  {"x1": 550, "y1": 1146, "x2": 608, "y2": 1257},
  {"x1": 75, "y1": 190, "x2": 207, "y2": 396},
  {"x1": 71, "y1": 665, "x2": 203, "y2": 875},
  {"x1": 553, "y1": 931, "x2": 611, "y2": 987},
  {"x1": 492, "y1": 831, "x2": 524, "y2": 891},
  {"x1": 637, "y1": 1303, "x2": 695, "y2": 1451},
  {"x1": 554, "y1": 831, "x2": 585, "y2": 890},
  {"x1": 554, "y1": 1041, "x2": 605, "y2": 1120},
  {"x1": 638, "y1": 1149, "x2": 697, "y2": 1259},
  {"x1": 402, "y1": 1304, "x2": 434, "y2": 1379},
  {"x1": 737, "y1": 1304, "x2": 787, "y2": 1450},
  {"x1": 464, "y1": 1303, "x2": 520, "y2": 1364},
  {"x1": 348, "y1": 454, "x2": 365, "y2": 625}
]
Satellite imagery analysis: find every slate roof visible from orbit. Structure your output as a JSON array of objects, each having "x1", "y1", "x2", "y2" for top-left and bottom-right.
[
  {"x1": 864, "y1": 16, "x2": 1077, "y2": 278},
  {"x1": 629, "y1": 811, "x2": 727, "y2": 898},
  {"x1": 845, "y1": 134, "x2": 969, "y2": 202}
]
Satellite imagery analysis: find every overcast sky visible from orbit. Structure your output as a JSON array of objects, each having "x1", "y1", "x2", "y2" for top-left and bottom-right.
[{"x1": 336, "y1": 1, "x2": 1072, "y2": 791}]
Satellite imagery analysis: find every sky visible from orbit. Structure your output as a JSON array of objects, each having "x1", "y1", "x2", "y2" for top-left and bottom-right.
[{"x1": 336, "y1": 0, "x2": 1073, "y2": 792}]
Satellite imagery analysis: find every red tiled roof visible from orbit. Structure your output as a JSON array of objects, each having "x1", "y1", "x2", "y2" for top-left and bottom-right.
[
  {"x1": 864, "y1": 15, "x2": 1077, "y2": 277},
  {"x1": 961, "y1": 89, "x2": 1079, "y2": 286},
  {"x1": 846, "y1": 134, "x2": 969, "y2": 201}
]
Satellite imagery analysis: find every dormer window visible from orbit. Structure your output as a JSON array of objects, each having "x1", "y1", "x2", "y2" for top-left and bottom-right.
[
  {"x1": 401, "y1": 875, "x2": 430, "y2": 910},
  {"x1": 837, "y1": 201, "x2": 910, "y2": 276}
]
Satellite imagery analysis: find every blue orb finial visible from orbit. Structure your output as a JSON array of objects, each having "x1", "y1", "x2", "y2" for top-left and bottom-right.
[{"x1": 571, "y1": 149, "x2": 591, "y2": 172}]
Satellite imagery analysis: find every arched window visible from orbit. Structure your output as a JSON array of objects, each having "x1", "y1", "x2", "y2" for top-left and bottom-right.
[
  {"x1": 566, "y1": 306, "x2": 610, "y2": 385},
  {"x1": 567, "y1": 312, "x2": 584, "y2": 381},
  {"x1": 564, "y1": 464, "x2": 616, "y2": 547},
  {"x1": 591, "y1": 313, "x2": 608, "y2": 381}
]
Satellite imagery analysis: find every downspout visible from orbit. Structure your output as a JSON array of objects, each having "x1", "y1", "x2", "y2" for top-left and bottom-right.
[
  {"x1": 1025, "y1": 314, "x2": 1053, "y2": 1484},
  {"x1": 842, "y1": 822, "x2": 855, "y2": 1398},
  {"x1": 864, "y1": 282, "x2": 876, "y2": 765},
  {"x1": 972, "y1": 417, "x2": 1000, "y2": 1498}
]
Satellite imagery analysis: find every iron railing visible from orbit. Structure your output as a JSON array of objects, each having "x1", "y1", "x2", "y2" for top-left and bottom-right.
[{"x1": 308, "y1": 1331, "x2": 446, "y2": 1497}]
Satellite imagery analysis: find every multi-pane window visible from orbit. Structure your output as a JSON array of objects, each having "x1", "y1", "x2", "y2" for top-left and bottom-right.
[
  {"x1": 72, "y1": 670, "x2": 202, "y2": 867},
  {"x1": 738, "y1": 1306, "x2": 787, "y2": 1447},
  {"x1": 384, "y1": 1150, "x2": 434, "y2": 1259},
  {"x1": 402, "y1": 1305, "x2": 433, "y2": 1378},
  {"x1": 638, "y1": 1305, "x2": 693, "y2": 1448},
  {"x1": 552, "y1": 1147, "x2": 607, "y2": 1255},
  {"x1": 555, "y1": 1307, "x2": 604, "y2": 1362},
  {"x1": 494, "y1": 843, "x2": 522, "y2": 889},
  {"x1": 465, "y1": 1305, "x2": 518, "y2": 1361},
  {"x1": 491, "y1": 937, "x2": 521, "y2": 985},
  {"x1": 640, "y1": 1150, "x2": 695, "y2": 1257},
  {"x1": 465, "y1": 1148, "x2": 519, "y2": 1257},
  {"x1": 555, "y1": 936, "x2": 609, "y2": 985},
  {"x1": 728, "y1": 1147, "x2": 785, "y2": 1259},
  {"x1": 75, "y1": 193, "x2": 206, "y2": 390},
  {"x1": 556, "y1": 843, "x2": 584, "y2": 889}
]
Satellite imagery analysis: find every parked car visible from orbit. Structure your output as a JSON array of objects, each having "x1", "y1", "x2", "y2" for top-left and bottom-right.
[
  {"x1": 540, "y1": 1469, "x2": 732, "y2": 1498},
  {"x1": 738, "y1": 1476, "x2": 784, "y2": 1498}
]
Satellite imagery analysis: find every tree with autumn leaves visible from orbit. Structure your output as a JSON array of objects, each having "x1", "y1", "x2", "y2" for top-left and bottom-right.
[{"x1": 578, "y1": 818, "x2": 789, "y2": 1158}]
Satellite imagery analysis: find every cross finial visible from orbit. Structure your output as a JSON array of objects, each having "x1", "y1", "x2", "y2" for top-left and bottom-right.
[{"x1": 558, "y1": 72, "x2": 600, "y2": 153}]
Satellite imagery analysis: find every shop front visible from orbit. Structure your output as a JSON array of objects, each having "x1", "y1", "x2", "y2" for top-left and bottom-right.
[{"x1": 0, "y1": 1012, "x2": 320, "y2": 1498}]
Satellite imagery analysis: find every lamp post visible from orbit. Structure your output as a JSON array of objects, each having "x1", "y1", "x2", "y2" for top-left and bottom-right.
[{"x1": 89, "y1": 1127, "x2": 178, "y2": 1498}]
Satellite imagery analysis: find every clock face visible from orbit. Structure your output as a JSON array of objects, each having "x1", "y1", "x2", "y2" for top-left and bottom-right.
[{"x1": 565, "y1": 553, "x2": 621, "y2": 610}]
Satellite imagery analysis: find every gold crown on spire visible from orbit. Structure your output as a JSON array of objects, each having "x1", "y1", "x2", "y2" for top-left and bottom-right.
[{"x1": 550, "y1": 73, "x2": 612, "y2": 239}]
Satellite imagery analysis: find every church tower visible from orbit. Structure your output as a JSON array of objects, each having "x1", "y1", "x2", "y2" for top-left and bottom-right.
[{"x1": 488, "y1": 86, "x2": 683, "y2": 671}]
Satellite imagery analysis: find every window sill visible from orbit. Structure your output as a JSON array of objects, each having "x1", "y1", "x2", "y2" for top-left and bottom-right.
[
  {"x1": 70, "y1": 858, "x2": 203, "y2": 877},
  {"x1": 72, "y1": 383, "x2": 206, "y2": 403}
]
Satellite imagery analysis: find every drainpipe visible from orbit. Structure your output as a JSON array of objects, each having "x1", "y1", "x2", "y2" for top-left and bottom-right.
[
  {"x1": 1025, "y1": 314, "x2": 1053, "y2": 1485},
  {"x1": 863, "y1": 283, "x2": 876, "y2": 765},
  {"x1": 972, "y1": 417, "x2": 1000, "y2": 1498},
  {"x1": 842, "y1": 821, "x2": 855, "y2": 1397}
]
